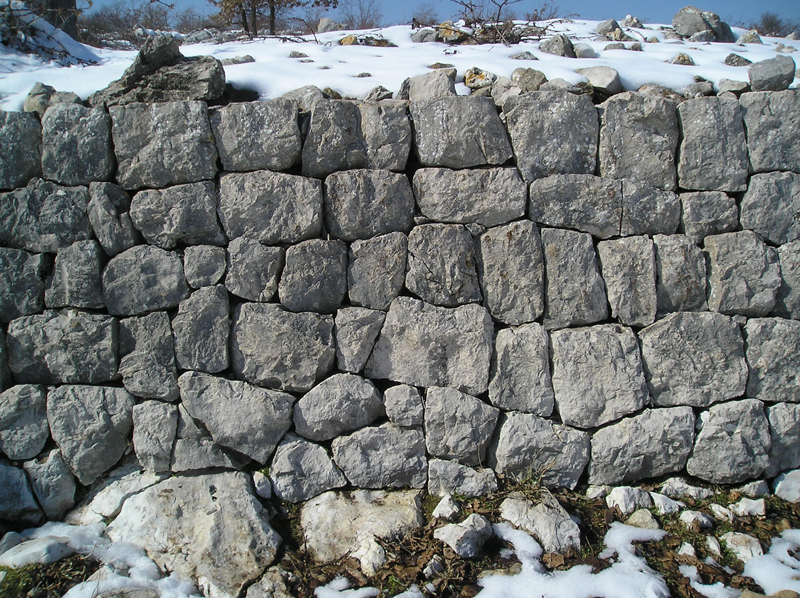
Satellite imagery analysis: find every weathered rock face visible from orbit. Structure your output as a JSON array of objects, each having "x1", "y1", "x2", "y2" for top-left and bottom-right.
[
  {"x1": 87, "y1": 182, "x2": 140, "y2": 257},
  {"x1": 0, "y1": 329, "x2": 9, "y2": 392},
  {"x1": 171, "y1": 404, "x2": 245, "y2": 473},
  {"x1": 639, "y1": 312, "x2": 748, "y2": 408},
  {"x1": 776, "y1": 242, "x2": 800, "y2": 319},
  {"x1": 0, "y1": 110, "x2": 41, "y2": 190},
  {"x1": 172, "y1": 285, "x2": 229, "y2": 373},
  {"x1": 0, "y1": 461, "x2": 43, "y2": 525},
  {"x1": 107, "y1": 472, "x2": 281, "y2": 598},
  {"x1": 23, "y1": 449, "x2": 76, "y2": 520},
  {"x1": 269, "y1": 434, "x2": 347, "y2": 502},
  {"x1": 744, "y1": 318, "x2": 800, "y2": 404},
  {"x1": 597, "y1": 237, "x2": 657, "y2": 327},
  {"x1": 118, "y1": 311, "x2": 179, "y2": 402},
  {"x1": 539, "y1": 33, "x2": 575, "y2": 57},
  {"x1": 766, "y1": 402, "x2": 800, "y2": 477},
  {"x1": 740, "y1": 172, "x2": 800, "y2": 246},
  {"x1": 402, "y1": 70, "x2": 456, "y2": 102},
  {"x1": 384, "y1": 384, "x2": 423, "y2": 427},
  {"x1": 302, "y1": 100, "x2": 367, "y2": 178},
  {"x1": 348, "y1": 232, "x2": 407, "y2": 311},
  {"x1": 278, "y1": 239, "x2": 348, "y2": 313},
  {"x1": 0, "y1": 384, "x2": 48, "y2": 460},
  {"x1": 740, "y1": 90, "x2": 800, "y2": 174},
  {"x1": 0, "y1": 248, "x2": 48, "y2": 322},
  {"x1": 434, "y1": 513, "x2": 493, "y2": 558},
  {"x1": 184, "y1": 245, "x2": 227, "y2": 289},
  {"x1": 334, "y1": 307, "x2": 385, "y2": 373},
  {"x1": 427, "y1": 459, "x2": 497, "y2": 497},
  {"x1": 133, "y1": 401, "x2": 178, "y2": 473},
  {"x1": 748, "y1": 55, "x2": 796, "y2": 92},
  {"x1": 680, "y1": 191, "x2": 738, "y2": 243},
  {"x1": 358, "y1": 100, "x2": 411, "y2": 171},
  {"x1": 45, "y1": 240, "x2": 104, "y2": 310},
  {"x1": 620, "y1": 180, "x2": 681, "y2": 237},
  {"x1": 500, "y1": 491, "x2": 580, "y2": 554},
  {"x1": 589, "y1": 407, "x2": 695, "y2": 485},
  {"x1": 224, "y1": 238, "x2": 283, "y2": 302},
  {"x1": 654, "y1": 234, "x2": 707, "y2": 315},
  {"x1": 365, "y1": 297, "x2": 493, "y2": 396}
]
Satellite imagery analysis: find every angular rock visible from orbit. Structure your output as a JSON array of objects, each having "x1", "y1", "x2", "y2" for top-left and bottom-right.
[
  {"x1": 725, "y1": 53, "x2": 752, "y2": 67},
  {"x1": 348, "y1": 232, "x2": 407, "y2": 311},
  {"x1": 410, "y1": 96, "x2": 513, "y2": 168},
  {"x1": 402, "y1": 70, "x2": 456, "y2": 102},
  {"x1": 539, "y1": 34, "x2": 575, "y2": 57},
  {"x1": 23, "y1": 82, "x2": 81, "y2": 115},
  {"x1": 596, "y1": 18, "x2": 621, "y2": 35},
  {"x1": 302, "y1": 100, "x2": 367, "y2": 178},
  {"x1": 748, "y1": 55, "x2": 796, "y2": 92},
  {"x1": 86, "y1": 182, "x2": 139, "y2": 258},
  {"x1": 0, "y1": 248, "x2": 47, "y2": 322},
  {"x1": 358, "y1": 100, "x2": 412, "y2": 171},
  {"x1": 737, "y1": 29, "x2": 763, "y2": 44},
  {"x1": 209, "y1": 99, "x2": 301, "y2": 172},
  {"x1": 231, "y1": 303, "x2": 335, "y2": 393},
  {"x1": 110, "y1": 101, "x2": 217, "y2": 190},
  {"x1": 335, "y1": 307, "x2": 385, "y2": 373},
  {"x1": 0, "y1": 110, "x2": 41, "y2": 190},
  {"x1": 661, "y1": 477, "x2": 712, "y2": 501},
  {"x1": 103, "y1": 245, "x2": 189, "y2": 316},
  {"x1": 705, "y1": 231, "x2": 781, "y2": 317},
  {"x1": 45, "y1": 240, "x2": 104, "y2": 310},
  {"x1": 107, "y1": 472, "x2": 281, "y2": 598},
  {"x1": 434, "y1": 514, "x2": 493, "y2": 558},
  {"x1": 432, "y1": 495, "x2": 460, "y2": 520},
  {"x1": 620, "y1": 180, "x2": 680, "y2": 237},
  {"x1": 639, "y1": 311, "x2": 747, "y2": 407},
  {"x1": 47, "y1": 385, "x2": 134, "y2": 485},
  {"x1": 7, "y1": 310, "x2": 118, "y2": 384},
  {"x1": 0, "y1": 462, "x2": 43, "y2": 525},
  {"x1": 589, "y1": 407, "x2": 695, "y2": 485},
  {"x1": 721, "y1": 532, "x2": 763, "y2": 563},
  {"x1": 278, "y1": 239, "x2": 347, "y2": 313},
  {"x1": 332, "y1": 423, "x2": 427, "y2": 488},
  {"x1": 512, "y1": 67, "x2": 547, "y2": 92},
  {"x1": 184, "y1": 245, "x2": 226, "y2": 288},
  {"x1": 179, "y1": 371, "x2": 295, "y2": 464},
  {"x1": 541, "y1": 228, "x2": 608, "y2": 330},
  {"x1": 280, "y1": 85, "x2": 323, "y2": 111},
  {"x1": 118, "y1": 311, "x2": 179, "y2": 402},
  {"x1": 224, "y1": 237, "x2": 283, "y2": 302},
  {"x1": 365, "y1": 297, "x2": 493, "y2": 396},
  {"x1": 607, "y1": 486, "x2": 653, "y2": 516},
  {"x1": 740, "y1": 172, "x2": 800, "y2": 246},
  {"x1": 0, "y1": 384, "x2": 48, "y2": 460},
  {"x1": 406, "y1": 224, "x2": 482, "y2": 307},
  {"x1": 687, "y1": 399, "x2": 771, "y2": 484},
  {"x1": 488, "y1": 323, "x2": 554, "y2": 415},
  {"x1": 776, "y1": 242, "x2": 800, "y2": 319},
  {"x1": 500, "y1": 491, "x2": 580, "y2": 553},
  {"x1": 218, "y1": 170, "x2": 322, "y2": 244},
  {"x1": 464, "y1": 67, "x2": 497, "y2": 90},
  {"x1": 626, "y1": 509, "x2": 660, "y2": 530},
  {"x1": 132, "y1": 401, "x2": 178, "y2": 473},
  {"x1": 427, "y1": 459, "x2": 497, "y2": 497},
  {"x1": 269, "y1": 434, "x2": 346, "y2": 502},
  {"x1": 384, "y1": 384, "x2": 423, "y2": 427},
  {"x1": 677, "y1": 97, "x2": 749, "y2": 192},
  {"x1": 573, "y1": 42, "x2": 596, "y2": 58},
  {"x1": 744, "y1": 318, "x2": 800, "y2": 404},
  {"x1": 680, "y1": 191, "x2": 738, "y2": 243},
  {"x1": 171, "y1": 405, "x2": 243, "y2": 473},
  {"x1": 740, "y1": 90, "x2": 800, "y2": 174},
  {"x1": 0, "y1": 330, "x2": 9, "y2": 393},
  {"x1": 598, "y1": 236, "x2": 657, "y2": 327},
  {"x1": 41, "y1": 103, "x2": 113, "y2": 185},
  {"x1": 172, "y1": 285, "x2": 229, "y2": 373},
  {"x1": 576, "y1": 66, "x2": 621, "y2": 97},
  {"x1": 673, "y1": 6, "x2": 731, "y2": 40},
  {"x1": 717, "y1": 79, "x2": 750, "y2": 98},
  {"x1": 654, "y1": 234, "x2": 707, "y2": 315},
  {"x1": 324, "y1": 169, "x2": 414, "y2": 241},
  {"x1": 23, "y1": 449, "x2": 76, "y2": 520},
  {"x1": 488, "y1": 412, "x2": 589, "y2": 489},
  {"x1": 130, "y1": 181, "x2": 225, "y2": 249}
]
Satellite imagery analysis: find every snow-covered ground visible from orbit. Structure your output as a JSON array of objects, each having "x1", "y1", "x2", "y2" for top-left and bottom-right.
[{"x1": 1, "y1": 12, "x2": 798, "y2": 111}]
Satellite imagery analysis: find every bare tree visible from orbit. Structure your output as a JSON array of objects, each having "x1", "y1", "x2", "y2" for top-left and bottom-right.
[
  {"x1": 411, "y1": 1, "x2": 439, "y2": 26},
  {"x1": 749, "y1": 12, "x2": 799, "y2": 37},
  {"x1": 338, "y1": 0, "x2": 381, "y2": 29}
]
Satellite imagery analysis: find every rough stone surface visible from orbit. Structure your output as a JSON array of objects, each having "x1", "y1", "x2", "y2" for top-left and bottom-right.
[
  {"x1": 488, "y1": 323, "x2": 554, "y2": 416},
  {"x1": 607, "y1": 486, "x2": 653, "y2": 516},
  {"x1": 0, "y1": 248, "x2": 47, "y2": 322},
  {"x1": 639, "y1": 311, "x2": 747, "y2": 408},
  {"x1": 740, "y1": 172, "x2": 800, "y2": 246},
  {"x1": 589, "y1": 407, "x2": 695, "y2": 485},
  {"x1": 504, "y1": 91, "x2": 599, "y2": 184},
  {"x1": 269, "y1": 434, "x2": 347, "y2": 502},
  {"x1": 774, "y1": 470, "x2": 800, "y2": 503},
  {"x1": 0, "y1": 384, "x2": 48, "y2": 460},
  {"x1": 231, "y1": 303, "x2": 335, "y2": 393},
  {"x1": 107, "y1": 472, "x2": 281, "y2": 598},
  {"x1": 744, "y1": 318, "x2": 800, "y2": 404},
  {"x1": 403, "y1": 70, "x2": 456, "y2": 102},
  {"x1": 365, "y1": 297, "x2": 493, "y2": 396},
  {"x1": 7, "y1": 310, "x2": 118, "y2": 384},
  {"x1": 551, "y1": 324, "x2": 648, "y2": 429},
  {"x1": 748, "y1": 55, "x2": 796, "y2": 92},
  {"x1": 0, "y1": 330, "x2": 9, "y2": 393},
  {"x1": 302, "y1": 100, "x2": 367, "y2": 178},
  {"x1": 358, "y1": 100, "x2": 412, "y2": 171},
  {"x1": 224, "y1": 237, "x2": 283, "y2": 302},
  {"x1": 103, "y1": 245, "x2": 189, "y2": 316},
  {"x1": 0, "y1": 462, "x2": 44, "y2": 525},
  {"x1": 171, "y1": 405, "x2": 244, "y2": 473},
  {"x1": 427, "y1": 459, "x2": 497, "y2": 497},
  {"x1": 539, "y1": 34, "x2": 575, "y2": 57},
  {"x1": 705, "y1": 231, "x2": 781, "y2": 317},
  {"x1": 740, "y1": 90, "x2": 800, "y2": 174},
  {"x1": 687, "y1": 399, "x2": 771, "y2": 484},
  {"x1": 23, "y1": 449, "x2": 76, "y2": 520},
  {"x1": 500, "y1": 491, "x2": 581, "y2": 553},
  {"x1": 110, "y1": 101, "x2": 218, "y2": 190},
  {"x1": 278, "y1": 239, "x2": 348, "y2": 313},
  {"x1": 434, "y1": 514, "x2": 493, "y2": 558},
  {"x1": 87, "y1": 182, "x2": 139, "y2": 257},
  {"x1": 47, "y1": 385, "x2": 134, "y2": 485},
  {"x1": 45, "y1": 240, "x2": 104, "y2": 310},
  {"x1": 680, "y1": 191, "x2": 738, "y2": 243},
  {"x1": 348, "y1": 232, "x2": 407, "y2": 311},
  {"x1": 776, "y1": 242, "x2": 800, "y2": 319},
  {"x1": 620, "y1": 180, "x2": 681, "y2": 237},
  {"x1": 171, "y1": 286, "x2": 229, "y2": 373},
  {"x1": 132, "y1": 401, "x2": 178, "y2": 473},
  {"x1": 721, "y1": 532, "x2": 764, "y2": 563},
  {"x1": 218, "y1": 170, "x2": 322, "y2": 244},
  {"x1": 118, "y1": 311, "x2": 179, "y2": 402},
  {"x1": 334, "y1": 307, "x2": 385, "y2": 373},
  {"x1": 654, "y1": 234, "x2": 707, "y2": 315},
  {"x1": 184, "y1": 245, "x2": 227, "y2": 288},
  {"x1": 383, "y1": 384, "x2": 423, "y2": 427},
  {"x1": 598, "y1": 237, "x2": 657, "y2": 327},
  {"x1": 488, "y1": 412, "x2": 590, "y2": 489},
  {"x1": 0, "y1": 110, "x2": 41, "y2": 190}
]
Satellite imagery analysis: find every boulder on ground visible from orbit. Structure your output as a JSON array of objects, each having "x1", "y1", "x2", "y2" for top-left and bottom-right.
[
  {"x1": 434, "y1": 514, "x2": 493, "y2": 558},
  {"x1": 539, "y1": 34, "x2": 575, "y2": 57},
  {"x1": 748, "y1": 55, "x2": 796, "y2": 92},
  {"x1": 500, "y1": 491, "x2": 580, "y2": 553}
]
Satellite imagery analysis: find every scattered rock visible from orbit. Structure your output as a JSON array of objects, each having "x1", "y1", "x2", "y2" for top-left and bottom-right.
[
  {"x1": 464, "y1": 67, "x2": 497, "y2": 89},
  {"x1": 0, "y1": 536, "x2": 73, "y2": 568},
  {"x1": 774, "y1": 470, "x2": 800, "y2": 502},
  {"x1": 661, "y1": 477, "x2": 713, "y2": 501},
  {"x1": 539, "y1": 34, "x2": 575, "y2": 57},
  {"x1": 680, "y1": 510, "x2": 715, "y2": 531},
  {"x1": 427, "y1": 459, "x2": 497, "y2": 497},
  {"x1": 434, "y1": 513, "x2": 493, "y2": 558},
  {"x1": 671, "y1": 53, "x2": 696, "y2": 66},
  {"x1": 749, "y1": 55, "x2": 796, "y2": 92},
  {"x1": 650, "y1": 493, "x2": 684, "y2": 515},
  {"x1": 432, "y1": 495, "x2": 460, "y2": 520},
  {"x1": 626, "y1": 509, "x2": 660, "y2": 530},
  {"x1": 725, "y1": 53, "x2": 752, "y2": 67},
  {"x1": 729, "y1": 497, "x2": 766, "y2": 517},
  {"x1": 22, "y1": 81, "x2": 81, "y2": 116},
  {"x1": 606, "y1": 486, "x2": 653, "y2": 516},
  {"x1": 720, "y1": 532, "x2": 763, "y2": 563},
  {"x1": 500, "y1": 491, "x2": 581, "y2": 553}
]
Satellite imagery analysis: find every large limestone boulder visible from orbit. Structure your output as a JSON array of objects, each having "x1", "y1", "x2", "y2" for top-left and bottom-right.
[
  {"x1": 0, "y1": 248, "x2": 47, "y2": 322},
  {"x1": 0, "y1": 384, "x2": 48, "y2": 460},
  {"x1": 740, "y1": 90, "x2": 800, "y2": 174},
  {"x1": 672, "y1": 6, "x2": 733, "y2": 41},
  {"x1": 348, "y1": 232, "x2": 407, "y2": 311},
  {"x1": 744, "y1": 318, "x2": 800, "y2": 404},
  {"x1": 401, "y1": 69, "x2": 456, "y2": 102},
  {"x1": 118, "y1": 311, "x2": 179, "y2": 402},
  {"x1": 269, "y1": 434, "x2": 347, "y2": 502},
  {"x1": 0, "y1": 110, "x2": 41, "y2": 191},
  {"x1": 748, "y1": 55, "x2": 796, "y2": 92},
  {"x1": 740, "y1": 172, "x2": 800, "y2": 246},
  {"x1": 301, "y1": 100, "x2": 367, "y2": 178}
]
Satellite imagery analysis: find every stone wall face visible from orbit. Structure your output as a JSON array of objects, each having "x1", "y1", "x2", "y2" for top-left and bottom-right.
[{"x1": 1, "y1": 88, "x2": 800, "y2": 525}]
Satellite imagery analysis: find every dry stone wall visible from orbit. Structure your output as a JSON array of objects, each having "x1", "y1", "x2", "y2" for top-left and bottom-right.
[{"x1": 1, "y1": 87, "x2": 800, "y2": 529}]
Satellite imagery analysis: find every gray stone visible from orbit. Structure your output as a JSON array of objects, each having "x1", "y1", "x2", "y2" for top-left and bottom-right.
[
  {"x1": 427, "y1": 459, "x2": 497, "y2": 497},
  {"x1": 410, "y1": 28, "x2": 436, "y2": 43},
  {"x1": 224, "y1": 237, "x2": 283, "y2": 302},
  {"x1": 597, "y1": 237, "x2": 657, "y2": 327},
  {"x1": 596, "y1": 18, "x2": 621, "y2": 35},
  {"x1": 504, "y1": 91, "x2": 599, "y2": 184},
  {"x1": 510, "y1": 51, "x2": 538, "y2": 60},
  {"x1": 687, "y1": 399, "x2": 771, "y2": 484},
  {"x1": 0, "y1": 110, "x2": 41, "y2": 190},
  {"x1": 740, "y1": 172, "x2": 800, "y2": 245},
  {"x1": 0, "y1": 248, "x2": 47, "y2": 322},
  {"x1": 776, "y1": 241, "x2": 800, "y2": 319},
  {"x1": 132, "y1": 401, "x2": 178, "y2": 473},
  {"x1": 293, "y1": 373, "x2": 383, "y2": 441},
  {"x1": 324, "y1": 169, "x2": 414, "y2": 241},
  {"x1": 413, "y1": 168, "x2": 526, "y2": 228},
  {"x1": 434, "y1": 514, "x2": 492, "y2": 558},
  {"x1": 626, "y1": 510, "x2": 660, "y2": 530},
  {"x1": 403, "y1": 70, "x2": 456, "y2": 102},
  {"x1": 680, "y1": 191, "x2": 738, "y2": 243},
  {"x1": 744, "y1": 318, "x2": 800, "y2": 404},
  {"x1": 488, "y1": 323, "x2": 554, "y2": 416},
  {"x1": 41, "y1": 103, "x2": 113, "y2": 185},
  {"x1": 410, "y1": 96, "x2": 513, "y2": 168},
  {"x1": 511, "y1": 67, "x2": 547, "y2": 92},
  {"x1": 110, "y1": 101, "x2": 218, "y2": 191},
  {"x1": 210, "y1": 99, "x2": 301, "y2": 172},
  {"x1": 332, "y1": 423, "x2": 427, "y2": 488},
  {"x1": 639, "y1": 311, "x2": 747, "y2": 408},
  {"x1": 0, "y1": 385, "x2": 48, "y2": 461},
  {"x1": 539, "y1": 33, "x2": 575, "y2": 57},
  {"x1": 118, "y1": 311, "x2": 179, "y2": 402},
  {"x1": 358, "y1": 100, "x2": 411, "y2": 171},
  {"x1": 23, "y1": 449, "x2": 76, "y2": 519},
  {"x1": 720, "y1": 532, "x2": 764, "y2": 563},
  {"x1": 302, "y1": 100, "x2": 367, "y2": 178},
  {"x1": 677, "y1": 97, "x2": 749, "y2": 192},
  {"x1": 178, "y1": 371, "x2": 295, "y2": 464},
  {"x1": 97, "y1": 590, "x2": 159, "y2": 598},
  {"x1": 488, "y1": 412, "x2": 589, "y2": 489},
  {"x1": 551, "y1": 324, "x2": 649, "y2": 429},
  {"x1": 589, "y1": 407, "x2": 695, "y2": 485},
  {"x1": 172, "y1": 285, "x2": 229, "y2": 373},
  {"x1": 464, "y1": 67, "x2": 498, "y2": 90},
  {"x1": 476, "y1": 221, "x2": 545, "y2": 325},
  {"x1": 86, "y1": 182, "x2": 139, "y2": 258},
  {"x1": 278, "y1": 239, "x2": 347, "y2": 314},
  {"x1": 365, "y1": 297, "x2": 493, "y2": 396},
  {"x1": 130, "y1": 181, "x2": 225, "y2": 249},
  {"x1": 406, "y1": 224, "x2": 482, "y2": 307},
  {"x1": 683, "y1": 81, "x2": 714, "y2": 98},
  {"x1": 774, "y1": 470, "x2": 800, "y2": 503},
  {"x1": 654, "y1": 234, "x2": 707, "y2": 315},
  {"x1": 171, "y1": 404, "x2": 243, "y2": 473},
  {"x1": 766, "y1": 402, "x2": 800, "y2": 477},
  {"x1": 500, "y1": 491, "x2": 580, "y2": 553},
  {"x1": 184, "y1": 245, "x2": 226, "y2": 288},
  {"x1": 541, "y1": 228, "x2": 608, "y2": 330},
  {"x1": 7, "y1": 310, "x2": 118, "y2": 384},
  {"x1": 0, "y1": 179, "x2": 91, "y2": 253},
  {"x1": 280, "y1": 85, "x2": 323, "y2": 112},
  {"x1": 0, "y1": 462, "x2": 43, "y2": 525},
  {"x1": 102, "y1": 245, "x2": 189, "y2": 316},
  {"x1": 0, "y1": 330, "x2": 11, "y2": 393},
  {"x1": 576, "y1": 66, "x2": 621, "y2": 97},
  {"x1": 231, "y1": 303, "x2": 335, "y2": 393},
  {"x1": 335, "y1": 307, "x2": 386, "y2": 373},
  {"x1": 384, "y1": 385, "x2": 423, "y2": 427},
  {"x1": 725, "y1": 53, "x2": 752, "y2": 67},
  {"x1": 705, "y1": 231, "x2": 781, "y2": 317},
  {"x1": 749, "y1": 55, "x2": 796, "y2": 92},
  {"x1": 638, "y1": 84, "x2": 685, "y2": 103},
  {"x1": 672, "y1": 6, "x2": 729, "y2": 39},
  {"x1": 573, "y1": 42, "x2": 596, "y2": 58},
  {"x1": 47, "y1": 385, "x2": 134, "y2": 485},
  {"x1": 107, "y1": 472, "x2": 280, "y2": 598},
  {"x1": 607, "y1": 486, "x2": 653, "y2": 516},
  {"x1": 218, "y1": 170, "x2": 322, "y2": 244},
  {"x1": 737, "y1": 29, "x2": 763, "y2": 44},
  {"x1": 45, "y1": 240, "x2": 104, "y2": 310},
  {"x1": 620, "y1": 180, "x2": 681, "y2": 237},
  {"x1": 718, "y1": 79, "x2": 749, "y2": 96},
  {"x1": 23, "y1": 82, "x2": 81, "y2": 115},
  {"x1": 348, "y1": 232, "x2": 407, "y2": 311},
  {"x1": 269, "y1": 434, "x2": 346, "y2": 502},
  {"x1": 740, "y1": 90, "x2": 800, "y2": 174}
]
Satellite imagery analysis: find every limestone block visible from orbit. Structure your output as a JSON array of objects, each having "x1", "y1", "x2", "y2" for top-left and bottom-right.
[
  {"x1": 0, "y1": 384, "x2": 48, "y2": 460},
  {"x1": 358, "y1": 100, "x2": 411, "y2": 171},
  {"x1": 224, "y1": 237, "x2": 283, "y2": 302},
  {"x1": 118, "y1": 311, "x2": 179, "y2": 401},
  {"x1": 427, "y1": 459, "x2": 497, "y2": 497},
  {"x1": 744, "y1": 318, "x2": 800, "y2": 403},
  {"x1": 278, "y1": 239, "x2": 348, "y2": 314},
  {"x1": 740, "y1": 171, "x2": 800, "y2": 245},
  {"x1": 334, "y1": 307, "x2": 385, "y2": 373},
  {"x1": 184, "y1": 245, "x2": 226, "y2": 288},
  {"x1": 348, "y1": 232, "x2": 407, "y2": 311},
  {"x1": 654, "y1": 234, "x2": 707, "y2": 315},
  {"x1": 23, "y1": 449, "x2": 76, "y2": 519},
  {"x1": 269, "y1": 434, "x2": 346, "y2": 502},
  {"x1": 172, "y1": 285, "x2": 229, "y2": 373},
  {"x1": 0, "y1": 247, "x2": 47, "y2": 322},
  {"x1": 620, "y1": 180, "x2": 681, "y2": 237},
  {"x1": 45, "y1": 240, "x2": 104, "y2": 310},
  {"x1": 0, "y1": 110, "x2": 41, "y2": 190},
  {"x1": 740, "y1": 90, "x2": 800, "y2": 173},
  {"x1": 775, "y1": 241, "x2": 800, "y2": 319},
  {"x1": 597, "y1": 236, "x2": 657, "y2": 327},
  {"x1": 132, "y1": 401, "x2": 178, "y2": 473},
  {"x1": 87, "y1": 182, "x2": 139, "y2": 257},
  {"x1": 680, "y1": 191, "x2": 738, "y2": 243},
  {"x1": 302, "y1": 100, "x2": 367, "y2": 178},
  {"x1": 766, "y1": 402, "x2": 800, "y2": 477}
]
